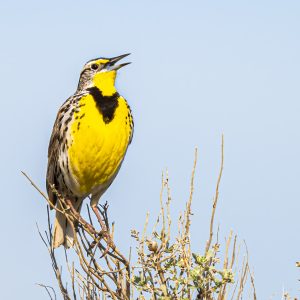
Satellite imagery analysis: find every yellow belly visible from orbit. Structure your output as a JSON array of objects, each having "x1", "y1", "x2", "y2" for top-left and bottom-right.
[{"x1": 68, "y1": 94, "x2": 132, "y2": 194}]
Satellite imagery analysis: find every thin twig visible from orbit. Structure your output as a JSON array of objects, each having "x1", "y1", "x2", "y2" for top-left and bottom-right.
[
  {"x1": 36, "y1": 283, "x2": 57, "y2": 300},
  {"x1": 205, "y1": 135, "x2": 224, "y2": 254}
]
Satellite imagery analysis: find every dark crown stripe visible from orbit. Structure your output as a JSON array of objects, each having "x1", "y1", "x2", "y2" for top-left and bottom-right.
[{"x1": 87, "y1": 87, "x2": 119, "y2": 124}]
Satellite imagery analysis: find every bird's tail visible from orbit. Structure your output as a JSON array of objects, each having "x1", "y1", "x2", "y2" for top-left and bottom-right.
[{"x1": 52, "y1": 200, "x2": 82, "y2": 249}]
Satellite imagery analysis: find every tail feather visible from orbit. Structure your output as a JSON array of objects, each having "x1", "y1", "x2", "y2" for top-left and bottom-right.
[
  {"x1": 52, "y1": 200, "x2": 82, "y2": 249},
  {"x1": 52, "y1": 210, "x2": 67, "y2": 248}
]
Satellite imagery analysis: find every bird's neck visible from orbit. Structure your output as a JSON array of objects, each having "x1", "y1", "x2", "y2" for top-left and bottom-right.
[{"x1": 93, "y1": 71, "x2": 117, "y2": 96}]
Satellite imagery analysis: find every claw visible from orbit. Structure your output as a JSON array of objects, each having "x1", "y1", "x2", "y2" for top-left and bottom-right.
[{"x1": 92, "y1": 205, "x2": 116, "y2": 256}]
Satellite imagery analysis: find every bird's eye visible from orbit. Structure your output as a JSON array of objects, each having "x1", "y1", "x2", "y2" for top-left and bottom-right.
[{"x1": 91, "y1": 64, "x2": 98, "y2": 70}]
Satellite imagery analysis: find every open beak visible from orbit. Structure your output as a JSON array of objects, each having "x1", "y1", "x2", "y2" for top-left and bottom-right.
[{"x1": 107, "y1": 53, "x2": 131, "y2": 71}]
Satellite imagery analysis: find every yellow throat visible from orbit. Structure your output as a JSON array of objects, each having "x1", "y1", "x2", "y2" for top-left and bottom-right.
[{"x1": 67, "y1": 69, "x2": 133, "y2": 195}]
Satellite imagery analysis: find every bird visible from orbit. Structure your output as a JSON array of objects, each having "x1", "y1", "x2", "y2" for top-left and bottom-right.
[{"x1": 46, "y1": 54, "x2": 134, "y2": 248}]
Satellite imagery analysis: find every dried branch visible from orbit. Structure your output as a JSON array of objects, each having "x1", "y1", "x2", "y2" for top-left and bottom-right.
[
  {"x1": 205, "y1": 135, "x2": 224, "y2": 254},
  {"x1": 25, "y1": 136, "x2": 256, "y2": 300}
]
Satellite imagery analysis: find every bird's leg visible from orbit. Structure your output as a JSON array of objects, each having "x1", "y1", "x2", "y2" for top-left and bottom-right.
[
  {"x1": 65, "y1": 199, "x2": 96, "y2": 234},
  {"x1": 91, "y1": 205, "x2": 108, "y2": 231},
  {"x1": 92, "y1": 205, "x2": 115, "y2": 253}
]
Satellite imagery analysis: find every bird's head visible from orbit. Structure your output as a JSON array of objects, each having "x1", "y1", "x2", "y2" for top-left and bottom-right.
[{"x1": 77, "y1": 53, "x2": 131, "y2": 95}]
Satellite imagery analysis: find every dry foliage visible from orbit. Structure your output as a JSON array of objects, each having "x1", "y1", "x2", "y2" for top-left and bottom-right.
[{"x1": 23, "y1": 137, "x2": 258, "y2": 299}]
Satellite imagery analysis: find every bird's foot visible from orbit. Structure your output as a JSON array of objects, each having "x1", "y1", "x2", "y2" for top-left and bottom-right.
[
  {"x1": 65, "y1": 199, "x2": 96, "y2": 234},
  {"x1": 92, "y1": 205, "x2": 115, "y2": 255}
]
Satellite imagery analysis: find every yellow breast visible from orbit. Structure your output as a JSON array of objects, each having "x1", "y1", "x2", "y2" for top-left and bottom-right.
[{"x1": 68, "y1": 94, "x2": 132, "y2": 194}]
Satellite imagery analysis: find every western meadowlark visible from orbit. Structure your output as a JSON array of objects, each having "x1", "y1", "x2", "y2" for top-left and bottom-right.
[{"x1": 46, "y1": 54, "x2": 133, "y2": 248}]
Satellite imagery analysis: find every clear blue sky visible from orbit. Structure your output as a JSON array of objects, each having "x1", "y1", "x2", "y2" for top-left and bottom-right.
[{"x1": 0, "y1": 0, "x2": 299, "y2": 298}]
